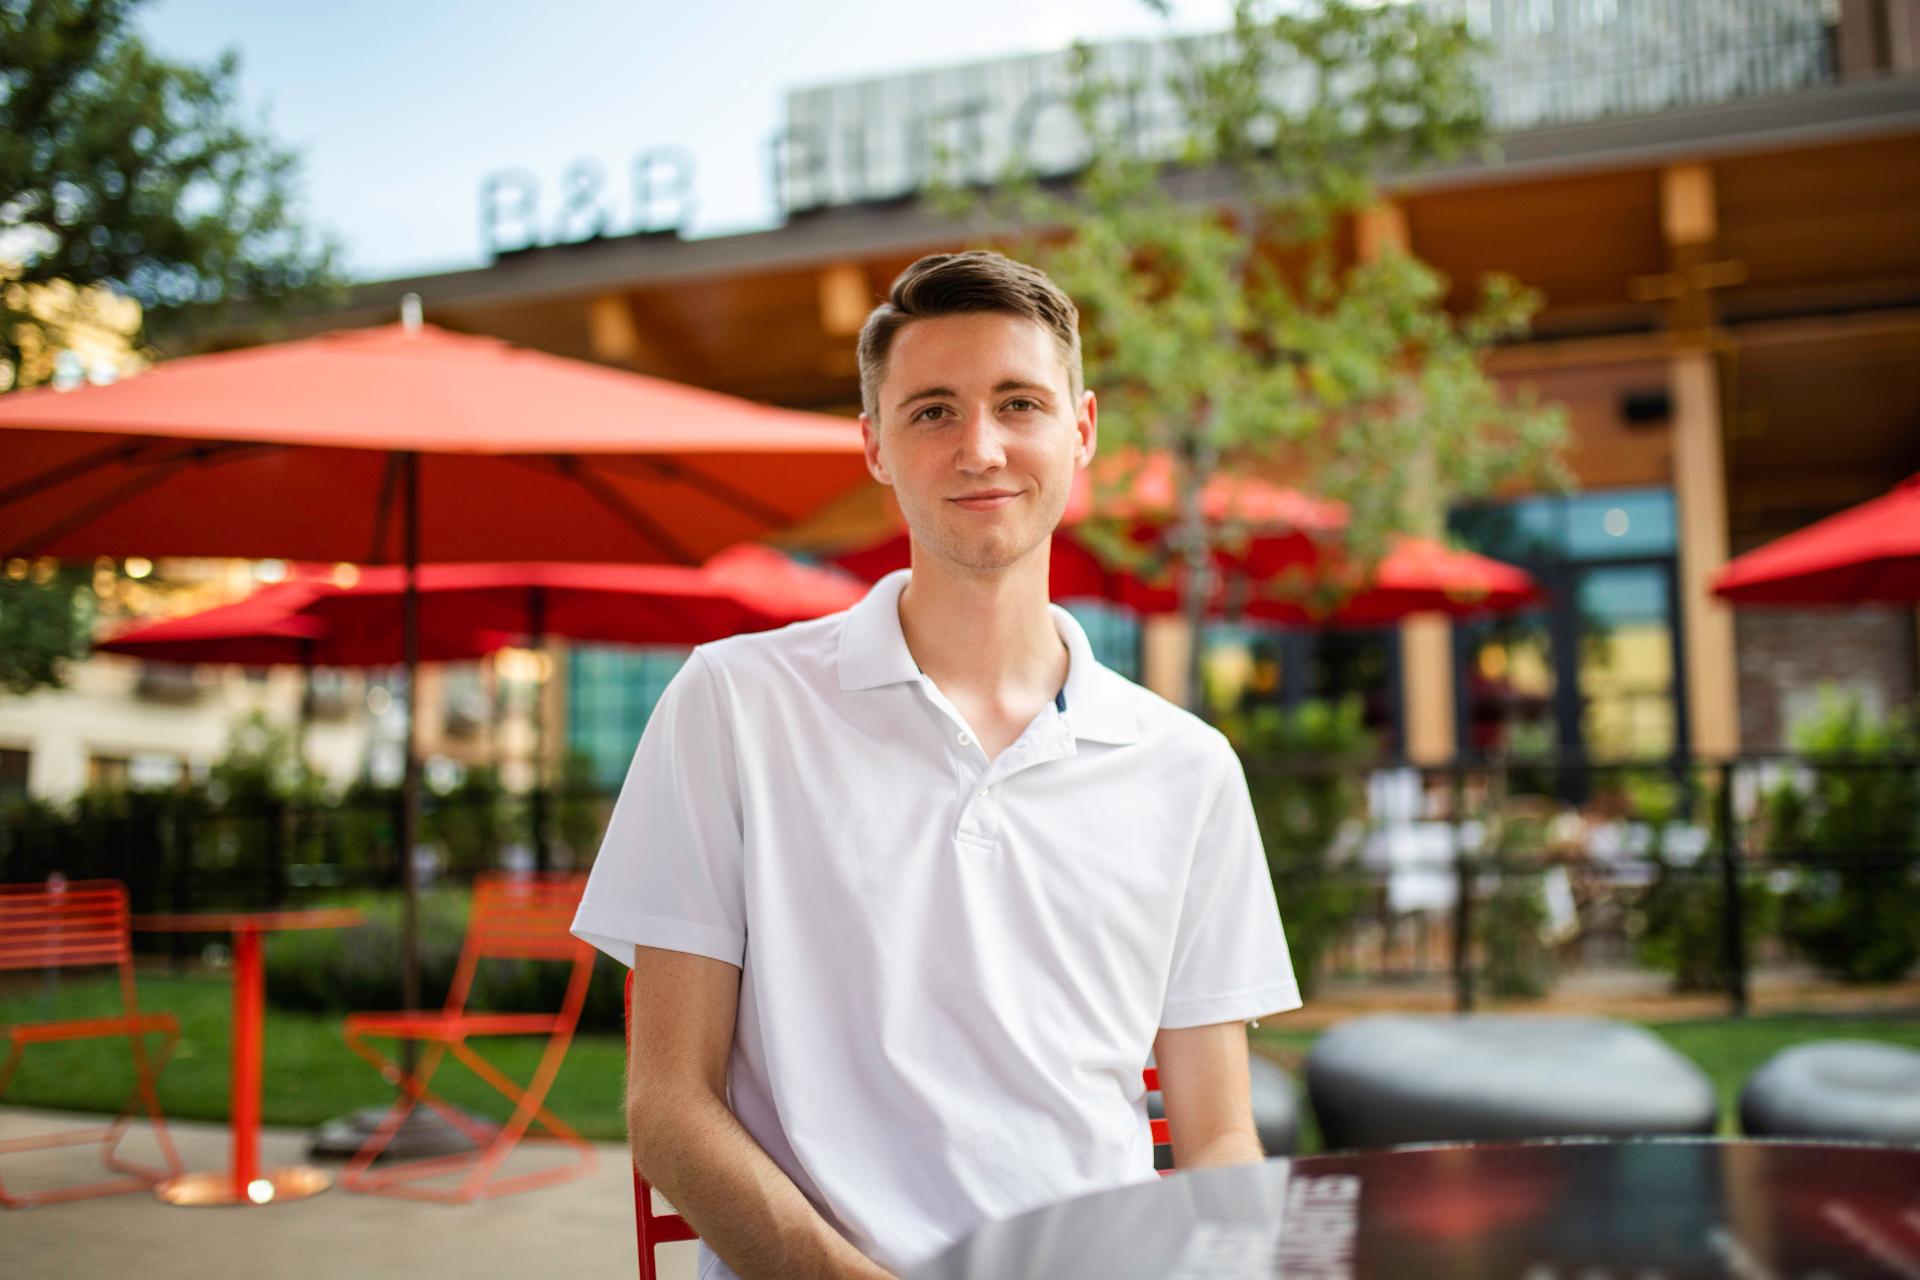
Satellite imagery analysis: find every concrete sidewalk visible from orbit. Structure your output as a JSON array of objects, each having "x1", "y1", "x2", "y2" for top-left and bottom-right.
[{"x1": 0, "y1": 1106, "x2": 694, "y2": 1279}]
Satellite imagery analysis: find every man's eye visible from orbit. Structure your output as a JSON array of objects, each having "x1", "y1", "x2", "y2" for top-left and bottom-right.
[
  {"x1": 913, "y1": 405, "x2": 950, "y2": 423},
  {"x1": 1004, "y1": 399, "x2": 1040, "y2": 412}
]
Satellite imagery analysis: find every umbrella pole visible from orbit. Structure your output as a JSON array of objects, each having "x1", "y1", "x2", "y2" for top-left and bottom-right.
[
  {"x1": 297, "y1": 639, "x2": 315, "y2": 779},
  {"x1": 528, "y1": 587, "x2": 550, "y2": 872},
  {"x1": 399, "y1": 452, "x2": 422, "y2": 1048}
]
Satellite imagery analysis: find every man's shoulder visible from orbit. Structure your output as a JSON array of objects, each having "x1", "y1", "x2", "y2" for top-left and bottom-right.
[
  {"x1": 690, "y1": 607, "x2": 849, "y2": 692},
  {"x1": 1092, "y1": 664, "x2": 1239, "y2": 767}
]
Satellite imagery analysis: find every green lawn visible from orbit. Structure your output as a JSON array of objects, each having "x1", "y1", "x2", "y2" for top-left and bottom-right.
[
  {"x1": 5, "y1": 974, "x2": 1917, "y2": 1153},
  {"x1": 0, "y1": 973, "x2": 630, "y2": 1141}
]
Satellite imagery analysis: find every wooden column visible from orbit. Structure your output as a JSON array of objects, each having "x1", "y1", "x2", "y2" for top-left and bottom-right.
[
  {"x1": 1672, "y1": 351, "x2": 1740, "y2": 756},
  {"x1": 1360, "y1": 201, "x2": 1458, "y2": 763},
  {"x1": 1141, "y1": 615, "x2": 1193, "y2": 705},
  {"x1": 1656, "y1": 164, "x2": 1742, "y2": 756}
]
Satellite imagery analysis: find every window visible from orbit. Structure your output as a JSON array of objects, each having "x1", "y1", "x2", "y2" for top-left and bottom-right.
[
  {"x1": 1451, "y1": 488, "x2": 1682, "y2": 765},
  {"x1": 0, "y1": 748, "x2": 28, "y2": 806},
  {"x1": 1061, "y1": 600, "x2": 1141, "y2": 682},
  {"x1": 566, "y1": 646, "x2": 690, "y2": 788}
]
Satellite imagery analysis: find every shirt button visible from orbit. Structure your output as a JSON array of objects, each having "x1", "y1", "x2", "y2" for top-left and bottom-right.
[
  {"x1": 957, "y1": 732, "x2": 971, "y2": 746},
  {"x1": 978, "y1": 788, "x2": 991, "y2": 798}
]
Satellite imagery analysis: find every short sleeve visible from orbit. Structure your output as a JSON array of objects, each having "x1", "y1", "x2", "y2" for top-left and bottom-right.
[
  {"x1": 571, "y1": 648, "x2": 747, "y2": 969},
  {"x1": 1159, "y1": 737, "x2": 1302, "y2": 1028}
]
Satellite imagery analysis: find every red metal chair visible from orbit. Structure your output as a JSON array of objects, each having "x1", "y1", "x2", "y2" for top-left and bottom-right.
[
  {"x1": 0, "y1": 878, "x2": 184, "y2": 1208},
  {"x1": 619, "y1": 970, "x2": 1172, "y2": 1276},
  {"x1": 623, "y1": 970, "x2": 700, "y2": 1280},
  {"x1": 339, "y1": 871, "x2": 597, "y2": 1202}
]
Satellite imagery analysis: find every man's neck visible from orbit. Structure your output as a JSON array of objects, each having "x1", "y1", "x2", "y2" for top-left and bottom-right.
[{"x1": 895, "y1": 542, "x2": 1067, "y2": 707}]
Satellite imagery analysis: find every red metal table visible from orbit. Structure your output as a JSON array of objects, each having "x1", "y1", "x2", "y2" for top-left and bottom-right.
[{"x1": 132, "y1": 908, "x2": 364, "y2": 1207}]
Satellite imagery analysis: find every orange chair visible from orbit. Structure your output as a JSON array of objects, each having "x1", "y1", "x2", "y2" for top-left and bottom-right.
[
  {"x1": 0, "y1": 879, "x2": 184, "y2": 1208},
  {"x1": 340, "y1": 871, "x2": 597, "y2": 1202},
  {"x1": 619, "y1": 969, "x2": 1173, "y2": 1277}
]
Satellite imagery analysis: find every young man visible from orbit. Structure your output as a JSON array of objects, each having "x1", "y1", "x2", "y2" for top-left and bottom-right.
[{"x1": 573, "y1": 251, "x2": 1299, "y2": 1280}]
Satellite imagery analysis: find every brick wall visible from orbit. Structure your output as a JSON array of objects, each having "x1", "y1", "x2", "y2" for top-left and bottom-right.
[{"x1": 1735, "y1": 607, "x2": 1919, "y2": 749}]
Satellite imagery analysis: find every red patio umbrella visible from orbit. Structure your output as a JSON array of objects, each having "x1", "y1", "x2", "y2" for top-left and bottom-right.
[
  {"x1": 98, "y1": 545, "x2": 867, "y2": 859},
  {"x1": 1713, "y1": 472, "x2": 1920, "y2": 605},
  {"x1": 0, "y1": 314, "x2": 868, "y2": 1099},
  {"x1": 94, "y1": 578, "x2": 510, "y2": 667},
  {"x1": 297, "y1": 544, "x2": 866, "y2": 649}
]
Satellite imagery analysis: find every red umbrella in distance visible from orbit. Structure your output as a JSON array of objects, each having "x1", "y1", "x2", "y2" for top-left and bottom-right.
[
  {"x1": 297, "y1": 545, "x2": 866, "y2": 650},
  {"x1": 1714, "y1": 473, "x2": 1920, "y2": 605},
  {"x1": 1235, "y1": 534, "x2": 1544, "y2": 626},
  {"x1": 0, "y1": 313, "x2": 867, "y2": 1050},
  {"x1": 94, "y1": 579, "x2": 512, "y2": 667}
]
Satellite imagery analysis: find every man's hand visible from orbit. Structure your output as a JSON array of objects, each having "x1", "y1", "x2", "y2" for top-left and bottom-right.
[
  {"x1": 1151, "y1": 1021, "x2": 1265, "y2": 1169},
  {"x1": 628, "y1": 945, "x2": 894, "y2": 1279}
]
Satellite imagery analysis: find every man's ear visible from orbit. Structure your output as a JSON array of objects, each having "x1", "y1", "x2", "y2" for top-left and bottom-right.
[
  {"x1": 1074, "y1": 390, "x2": 1098, "y2": 469},
  {"x1": 860, "y1": 413, "x2": 892, "y2": 486}
]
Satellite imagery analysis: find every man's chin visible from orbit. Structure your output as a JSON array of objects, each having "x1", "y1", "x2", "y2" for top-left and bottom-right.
[{"x1": 914, "y1": 526, "x2": 1047, "y2": 575}]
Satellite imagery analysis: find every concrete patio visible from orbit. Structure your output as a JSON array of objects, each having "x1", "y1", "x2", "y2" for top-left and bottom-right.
[{"x1": 0, "y1": 1106, "x2": 691, "y2": 1279}]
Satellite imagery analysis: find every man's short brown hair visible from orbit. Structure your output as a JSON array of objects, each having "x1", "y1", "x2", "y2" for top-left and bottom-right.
[{"x1": 857, "y1": 250, "x2": 1083, "y2": 423}]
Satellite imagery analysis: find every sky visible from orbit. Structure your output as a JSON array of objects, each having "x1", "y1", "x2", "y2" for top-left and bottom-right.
[{"x1": 136, "y1": 0, "x2": 1236, "y2": 283}]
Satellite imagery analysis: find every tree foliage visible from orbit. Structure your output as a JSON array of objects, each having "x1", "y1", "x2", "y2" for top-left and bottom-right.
[
  {"x1": 935, "y1": 0, "x2": 1571, "y2": 706},
  {"x1": 0, "y1": 0, "x2": 342, "y2": 384}
]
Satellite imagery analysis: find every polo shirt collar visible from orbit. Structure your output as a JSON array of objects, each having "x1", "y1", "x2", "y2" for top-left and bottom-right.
[{"x1": 838, "y1": 569, "x2": 1140, "y2": 746}]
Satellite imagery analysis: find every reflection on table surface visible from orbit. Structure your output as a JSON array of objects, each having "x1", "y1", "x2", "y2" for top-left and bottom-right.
[{"x1": 907, "y1": 1138, "x2": 1920, "y2": 1280}]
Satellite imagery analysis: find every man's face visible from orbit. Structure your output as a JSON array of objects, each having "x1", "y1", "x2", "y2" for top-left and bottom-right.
[{"x1": 860, "y1": 312, "x2": 1096, "y2": 576}]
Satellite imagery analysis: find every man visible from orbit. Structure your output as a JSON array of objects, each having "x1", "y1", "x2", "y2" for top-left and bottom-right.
[{"x1": 573, "y1": 250, "x2": 1299, "y2": 1279}]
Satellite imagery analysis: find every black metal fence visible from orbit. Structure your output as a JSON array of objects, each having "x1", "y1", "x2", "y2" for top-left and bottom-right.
[
  {"x1": 1244, "y1": 752, "x2": 1920, "y2": 1016},
  {"x1": 3, "y1": 751, "x2": 1914, "y2": 1013}
]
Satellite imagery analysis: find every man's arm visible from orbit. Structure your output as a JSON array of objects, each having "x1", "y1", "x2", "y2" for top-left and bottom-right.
[
  {"x1": 627, "y1": 944, "x2": 893, "y2": 1280},
  {"x1": 1151, "y1": 1021, "x2": 1265, "y2": 1169}
]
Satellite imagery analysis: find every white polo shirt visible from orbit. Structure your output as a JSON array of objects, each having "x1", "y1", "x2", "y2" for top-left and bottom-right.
[{"x1": 573, "y1": 569, "x2": 1299, "y2": 1278}]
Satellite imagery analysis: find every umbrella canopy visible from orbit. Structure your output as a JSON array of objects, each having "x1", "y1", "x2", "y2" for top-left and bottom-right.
[
  {"x1": 0, "y1": 321, "x2": 867, "y2": 564},
  {"x1": 95, "y1": 579, "x2": 512, "y2": 666},
  {"x1": 97, "y1": 546, "x2": 864, "y2": 664},
  {"x1": 0, "y1": 316, "x2": 869, "y2": 1033},
  {"x1": 1713, "y1": 473, "x2": 1920, "y2": 605},
  {"x1": 296, "y1": 545, "x2": 867, "y2": 648}
]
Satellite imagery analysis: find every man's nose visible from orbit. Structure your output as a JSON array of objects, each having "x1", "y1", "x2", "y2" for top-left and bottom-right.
[{"x1": 955, "y1": 405, "x2": 1007, "y2": 473}]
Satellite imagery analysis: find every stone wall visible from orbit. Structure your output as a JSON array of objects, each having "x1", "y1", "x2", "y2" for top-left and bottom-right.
[{"x1": 1735, "y1": 606, "x2": 1919, "y2": 749}]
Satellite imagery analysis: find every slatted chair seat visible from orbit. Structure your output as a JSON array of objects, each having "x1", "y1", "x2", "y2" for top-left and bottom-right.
[
  {"x1": 344, "y1": 1010, "x2": 569, "y2": 1041},
  {"x1": 339, "y1": 871, "x2": 598, "y2": 1204},
  {"x1": 0, "y1": 879, "x2": 184, "y2": 1209}
]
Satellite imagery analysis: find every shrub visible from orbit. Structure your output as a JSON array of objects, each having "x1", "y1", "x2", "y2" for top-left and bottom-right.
[
  {"x1": 1222, "y1": 696, "x2": 1373, "y2": 996},
  {"x1": 1630, "y1": 769, "x2": 1775, "y2": 993},
  {"x1": 1767, "y1": 690, "x2": 1920, "y2": 983},
  {"x1": 263, "y1": 886, "x2": 629, "y2": 1032}
]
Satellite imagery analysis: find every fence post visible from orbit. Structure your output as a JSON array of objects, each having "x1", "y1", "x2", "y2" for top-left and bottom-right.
[
  {"x1": 1450, "y1": 765, "x2": 1474, "y2": 1014},
  {"x1": 1717, "y1": 759, "x2": 1748, "y2": 1017},
  {"x1": 264, "y1": 797, "x2": 288, "y2": 908}
]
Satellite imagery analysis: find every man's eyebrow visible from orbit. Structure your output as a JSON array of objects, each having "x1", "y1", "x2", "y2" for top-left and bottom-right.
[
  {"x1": 894, "y1": 385, "x2": 957, "y2": 413},
  {"x1": 892, "y1": 380, "x2": 1053, "y2": 414}
]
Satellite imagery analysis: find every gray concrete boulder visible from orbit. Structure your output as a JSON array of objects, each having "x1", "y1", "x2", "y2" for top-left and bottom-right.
[
  {"x1": 1739, "y1": 1040, "x2": 1920, "y2": 1144},
  {"x1": 1305, "y1": 1014, "x2": 1718, "y2": 1150}
]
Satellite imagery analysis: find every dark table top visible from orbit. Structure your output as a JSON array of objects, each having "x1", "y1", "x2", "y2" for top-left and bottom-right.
[{"x1": 906, "y1": 1138, "x2": 1920, "y2": 1280}]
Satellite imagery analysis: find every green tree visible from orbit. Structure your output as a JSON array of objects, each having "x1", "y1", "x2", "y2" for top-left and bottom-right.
[
  {"x1": 0, "y1": 561, "x2": 95, "y2": 694},
  {"x1": 937, "y1": 0, "x2": 1570, "y2": 708},
  {"x1": 0, "y1": 0, "x2": 342, "y2": 385}
]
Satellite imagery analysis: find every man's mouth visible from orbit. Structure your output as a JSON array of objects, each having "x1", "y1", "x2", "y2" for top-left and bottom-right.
[{"x1": 949, "y1": 491, "x2": 1021, "y2": 511}]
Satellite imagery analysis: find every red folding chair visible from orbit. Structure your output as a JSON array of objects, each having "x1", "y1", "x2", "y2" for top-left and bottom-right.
[
  {"x1": 0, "y1": 878, "x2": 184, "y2": 1208},
  {"x1": 619, "y1": 969, "x2": 1173, "y2": 1277},
  {"x1": 624, "y1": 970, "x2": 699, "y2": 1280},
  {"x1": 339, "y1": 871, "x2": 597, "y2": 1203}
]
